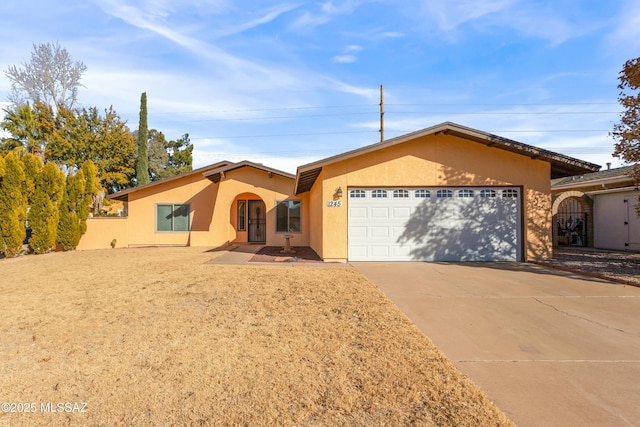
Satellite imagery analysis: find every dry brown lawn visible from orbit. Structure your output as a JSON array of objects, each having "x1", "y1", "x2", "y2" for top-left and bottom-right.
[{"x1": 0, "y1": 247, "x2": 513, "y2": 426}]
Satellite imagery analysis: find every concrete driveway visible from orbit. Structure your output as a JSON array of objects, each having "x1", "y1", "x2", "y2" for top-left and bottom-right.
[{"x1": 353, "y1": 262, "x2": 640, "y2": 427}]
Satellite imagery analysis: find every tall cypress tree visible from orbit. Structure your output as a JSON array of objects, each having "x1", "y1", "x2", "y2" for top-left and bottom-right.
[{"x1": 136, "y1": 92, "x2": 149, "y2": 185}]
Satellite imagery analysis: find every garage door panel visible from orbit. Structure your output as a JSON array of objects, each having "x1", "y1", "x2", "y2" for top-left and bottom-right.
[
  {"x1": 349, "y1": 245, "x2": 368, "y2": 259},
  {"x1": 349, "y1": 226, "x2": 367, "y2": 238},
  {"x1": 392, "y1": 207, "x2": 412, "y2": 218},
  {"x1": 370, "y1": 226, "x2": 390, "y2": 238},
  {"x1": 371, "y1": 207, "x2": 390, "y2": 218},
  {"x1": 392, "y1": 245, "x2": 412, "y2": 257},
  {"x1": 349, "y1": 207, "x2": 368, "y2": 219},
  {"x1": 348, "y1": 187, "x2": 521, "y2": 261},
  {"x1": 370, "y1": 246, "x2": 390, "y2": 257},
  {"x1": 392, "y1": 226, "x2": 405, "y2": 239}
]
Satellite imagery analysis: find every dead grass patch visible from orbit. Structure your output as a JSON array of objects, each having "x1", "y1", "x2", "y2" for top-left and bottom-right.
[{"x1": 0, "y1": 247, "x2": 513, "y2": 426}]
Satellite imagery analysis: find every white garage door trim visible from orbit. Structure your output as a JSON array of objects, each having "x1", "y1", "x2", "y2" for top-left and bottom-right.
[{"x1": 348, "y1": 187, "x2": 522, "y2": 261}]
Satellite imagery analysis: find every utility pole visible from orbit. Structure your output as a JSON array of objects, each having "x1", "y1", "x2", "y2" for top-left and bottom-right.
[{"x1": 379, "y1": 84, "x2": 384, "y2": 142}]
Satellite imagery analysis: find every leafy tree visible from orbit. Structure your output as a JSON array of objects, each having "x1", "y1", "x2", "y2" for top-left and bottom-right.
[
  {"x1": 148, "y1": 129, "x2": 169, "y2": 181},
  {"x1": 136, "y1": 92, "x2": 150, "y2": 185},
  {"x1": 29, "y1": 162, "x2": 65, "y2": 254},
  {"x1": 0, "y1": 153, "x2": 27, "y2": 257},
  {"x1": 46, "y1": 106, "x2": 135, "y2": 193},
  {"x1": 612, "y1": 57, "x2": 640, "y2": 183},
  {"x1": 5, "y1": 42, "x2": 87, "y2": 110},
  {"x1": 57, "y1": 169, "x2": 86, "y2": 251},
  {"x1": 43, "y1": 104, "x2": 79, "y2": 165},
  {"x1": 0, "y1": 101, "x2": 55, "y2": 159},
  {"x1": 95, "y1": 107, "x2": 136, "y2": 192},
  {"x1": 165, "y1": 133, "x2": 193, "y2": 176},
  {"x1": 147, "y1": 131, "x2": 193, "y2": 181}
]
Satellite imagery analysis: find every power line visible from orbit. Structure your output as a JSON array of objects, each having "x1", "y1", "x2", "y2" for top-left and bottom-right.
[
  {"x1": 190, "y1": 130, "x2": 377, "y2": 139},
  {"x1": 190, "y1": 129, "x2": 612, "y2": 140},
  {"x1": 386, "y1": 102, "x2": 619, "y2": 107},
  {"x1": 158, "y1": 111, "x2": 377, "y2": 123},
  {"x1": 387, "y1": 111, "x2": 619, "y2": 115},
  {"x1": 198, "y1": 146, "x2": 615, "y2": 157},
  {"x1": 144, "y1": 101, "x2": 620, "y2": 116},
  {"x1": 155, "y1": 110, "x2": 619, "y2": 124},
  {"x1": 153, "y1": 104, "x2": 375, "y2": 115}
]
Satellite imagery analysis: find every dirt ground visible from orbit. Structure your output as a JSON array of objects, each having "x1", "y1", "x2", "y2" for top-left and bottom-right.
[
  {"x1": 539, "y1": 247, "x2": 640, "y2": 286},
  {"x1": 249, "y1": 246, "x2": 323, "y2": 263},
  {"x1": 0, "y1": 247, "x2": 512, "y2": 427}
]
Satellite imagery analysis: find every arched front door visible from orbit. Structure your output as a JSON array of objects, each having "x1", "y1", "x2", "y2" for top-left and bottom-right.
[{"x1": 248, "y1": 200, "x2": 266, "y2": 243}]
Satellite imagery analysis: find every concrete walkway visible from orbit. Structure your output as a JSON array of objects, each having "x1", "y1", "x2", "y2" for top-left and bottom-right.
[
  {"x1": 353, "y1": 262, "x2": 640, "y2": 427},
  {"x1": 207, "y1": 244, "x2": 263, "y2": 264}
]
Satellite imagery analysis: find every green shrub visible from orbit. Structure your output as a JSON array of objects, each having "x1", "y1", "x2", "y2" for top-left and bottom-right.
[
  {"x1": 0, "y1": 153, "x2": 27, "y2": 257},
  {"x1": 57, "y1": 170, "x2": 86, "y2": 251},
  {"x1": 29, "y1": 163, "x2": 65, "y2": 254},
  {"x1": 21, "y1": 153, "x2": 42, "y2": 204},
  {"x1": 80, "y1": 160, "x2": 99, "y2": 232}
]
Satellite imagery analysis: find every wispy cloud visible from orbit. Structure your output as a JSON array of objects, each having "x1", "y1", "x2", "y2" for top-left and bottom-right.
[
  {"x1": 333, "y1": 44, "x2": 362, "y2": 63},
  {"x1": 333, "y1": 55, "x2": 356, "y2": 64},
  {"x1": 288, "y1": 0, "x2": 362, "y2": 32},
  {"x1": 211, "y1": 3, "x2": 301, "y2": 39},
  {"x1": 606, "y1": 0, "x2": 640, "y2": 56},
  {"x1": 414, "y1": 0, "x2": 599, "y2": 45}
]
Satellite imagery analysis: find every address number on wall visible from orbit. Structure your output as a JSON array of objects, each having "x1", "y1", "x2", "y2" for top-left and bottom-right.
[{"x1": 326, "y1": 201, "x2": 342, "y2": 207}]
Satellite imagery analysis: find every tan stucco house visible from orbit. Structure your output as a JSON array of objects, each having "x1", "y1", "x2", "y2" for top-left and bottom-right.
[{"x1": 78, "y1": 122, "x2": 599, "y2": 262}]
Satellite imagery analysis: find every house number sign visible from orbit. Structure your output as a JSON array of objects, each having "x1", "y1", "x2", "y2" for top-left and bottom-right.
[{"x1": 326, "y1": 201, "x2": 342, "y2": 207}]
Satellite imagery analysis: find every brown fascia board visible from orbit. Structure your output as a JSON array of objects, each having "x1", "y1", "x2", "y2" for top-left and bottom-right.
[
  {"x1": 109, "y1": 161, "x2": 232, "y2": 202},
  {"x1": 294, "y1": 121, "x2": 601, "y2": 194},
  {"x1": 202, "y1": 160, "x2": 295, "y2": 183}
]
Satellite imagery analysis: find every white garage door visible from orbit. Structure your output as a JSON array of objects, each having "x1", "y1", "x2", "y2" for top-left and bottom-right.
[{"x1": 348, "y1": 187, "x2": 522, "y2": 261}]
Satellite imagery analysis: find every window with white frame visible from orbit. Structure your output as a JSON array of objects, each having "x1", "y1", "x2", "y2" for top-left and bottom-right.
[
  {"x1": 393, "y1": 189, "x2": 409, "y2": 198},
  {"x1": 350, "y1": 189, "x2": 366, "y2": 198},
  {"x1": 371, "y1": 189, "x2": 388, "y2": 198},
  {"x1": 457, "y1": 189, "x2": 474, "y2": 198},
  {"x1": 502, "y1": 189, "x2": 519, "y2": 198},
  {"x1": 276, "y1": 200, "x2": 301, "y2": 232},
  {"x1": 156, "y1": 204, "x2": 190, "y2": 232},
  {"x1": 480, "y1": 189, "x2": 497, "y2": 198},
  {"x1": 436, "y1": 189, "x2": 453, "y2": 198},
  {"x1": 415, "y1": 189, "x2": 431, "y2": 198}
]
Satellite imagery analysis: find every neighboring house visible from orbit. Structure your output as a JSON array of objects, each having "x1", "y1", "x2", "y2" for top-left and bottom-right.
[
  {"x1": 552, "y1": 165, "x2": 640, "y2": 251},
  {"x1": 78, "y1": 122, "x2": 599, "y2": 262}
]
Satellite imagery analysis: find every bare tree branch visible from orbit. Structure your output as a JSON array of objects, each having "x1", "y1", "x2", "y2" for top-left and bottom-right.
[{"x1": 4, "y1": 42, "x2": 87, "y2": 111}]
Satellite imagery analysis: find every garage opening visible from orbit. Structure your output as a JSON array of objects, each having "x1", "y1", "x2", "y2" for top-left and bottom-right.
[{"x1": 348, "y1": 187, "x2": 522, "y2": 261}]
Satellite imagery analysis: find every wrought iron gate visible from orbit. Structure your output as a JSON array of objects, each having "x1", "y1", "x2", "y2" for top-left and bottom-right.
[{"x1": 556, "y1": 212, "x2": 588, "y2": 247}]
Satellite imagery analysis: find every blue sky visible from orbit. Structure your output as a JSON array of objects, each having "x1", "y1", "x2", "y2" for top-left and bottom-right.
[{"x1": 1, "y1": 0, "x2": 639, "y2": 173}]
